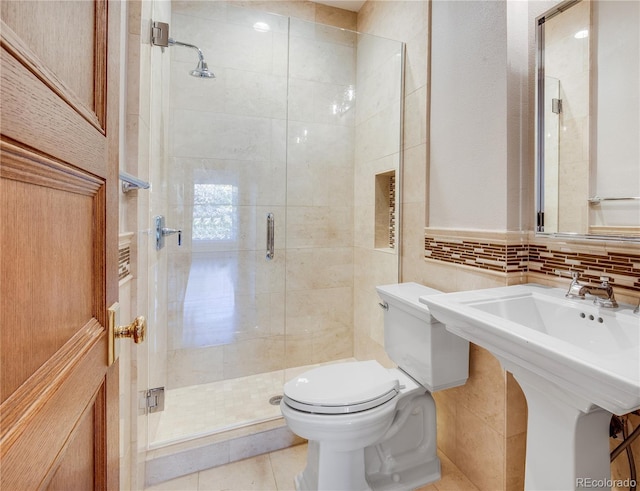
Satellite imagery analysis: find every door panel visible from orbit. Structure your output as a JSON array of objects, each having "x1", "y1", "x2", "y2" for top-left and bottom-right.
[
  {"x1": 0, "y1": 144, "x2": 100, "y2": 400},
  {"x1": 48, "y1": 402, "x2": 97, "y2": 491},
  {"x1": 0, "y1": 38, "x2": 106, "y2": 170},
  {"x1": 0, "y1": 0, "x2": 107, "y2": 127},
  {"x1": 0, "y1": 0, "x2": 120, "y2": 488}
]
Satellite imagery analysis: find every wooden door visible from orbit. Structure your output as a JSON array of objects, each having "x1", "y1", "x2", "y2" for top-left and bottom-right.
[{"x1": 0, "y1": 0, "x2": 120, "y2": 488}]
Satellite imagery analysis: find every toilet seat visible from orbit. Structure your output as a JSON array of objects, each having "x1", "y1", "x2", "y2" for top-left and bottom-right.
[{"x1": 283, "y1": 360, "x2": 399, "y2": 414}]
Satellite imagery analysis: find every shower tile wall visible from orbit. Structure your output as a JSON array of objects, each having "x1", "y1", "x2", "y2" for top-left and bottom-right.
[
  {"x1": 165, "y1": 4, "x2": 356, "y2": 390},
  {"x1": 353, "y1": 31, "x2": 403, "y2": 364},
  {"x1": 284, "y1": 18, "x2": 356, "y2": 368},
  {"x1": 354, "y1": 1, "x2": 426, "y2": 365}
]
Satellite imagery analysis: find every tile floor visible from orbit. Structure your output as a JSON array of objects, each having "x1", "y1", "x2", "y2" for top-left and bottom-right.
[
  {"x1": 145, "y1": 443, "x2": 480, "y2": 491},
  {"x1": 152, "y1": 371, "x2": 285, "y2": 444},
  {"x1": 151, "y1": 360, "x2": 354, "y2": 445}
]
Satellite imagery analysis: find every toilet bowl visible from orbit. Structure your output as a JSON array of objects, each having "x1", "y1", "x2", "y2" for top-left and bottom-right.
[
  {"x1": 280, "y1": 283, "x2": 470, "y2": 491},
  {"x1": 281, "y1": 362, "x2": 440, "y2": 491}
]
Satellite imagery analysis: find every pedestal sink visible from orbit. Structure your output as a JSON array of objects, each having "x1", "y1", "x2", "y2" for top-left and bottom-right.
[{"x1": 421, "y1": 284, "x2": 640, "y2": 491}]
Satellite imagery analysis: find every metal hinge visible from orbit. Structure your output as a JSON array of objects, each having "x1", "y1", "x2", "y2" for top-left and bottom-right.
[
  {"x1": 151, "y1": 21, "x2": 170, "y2": 48},
  {"x1": 537, "y1": 211, "x2": 545, "y2": 230},
  {"x1": 146, "y1": 387, "x2": 165, "y2": 413},
  {"x1": 552, "y1": 98, "x2": 562, "y2": 114}
]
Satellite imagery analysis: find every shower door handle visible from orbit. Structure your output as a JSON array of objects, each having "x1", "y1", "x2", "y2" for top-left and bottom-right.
[
  {"x1": 266, "y1": 213, "x2": 274, "y2": 260},
  {"x1": 155, "y1": 215, "x2": 182, "y2": 250}
]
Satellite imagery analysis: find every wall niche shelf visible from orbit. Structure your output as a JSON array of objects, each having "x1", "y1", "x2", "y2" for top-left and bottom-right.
[{"x1": 375, "y1": 170, "x2": 396, "y2": 250}]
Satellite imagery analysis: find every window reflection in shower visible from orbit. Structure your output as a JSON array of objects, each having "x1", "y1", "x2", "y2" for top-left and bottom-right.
[{"x1": 192, "y1": 183, "x2": 237, "y2": 241}]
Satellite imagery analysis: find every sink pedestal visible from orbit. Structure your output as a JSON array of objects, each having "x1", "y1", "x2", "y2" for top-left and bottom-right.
[{"x1": 509, "y1": 365, "x2": 613, "y2": 491}]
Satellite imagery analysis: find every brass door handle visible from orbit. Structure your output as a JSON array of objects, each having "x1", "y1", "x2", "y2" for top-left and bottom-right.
[
  {"x1": 108, "y1": 303, "x2": 146, "y2": 366},
  {"x1": 115, "y1": 316, "x2": 146, "y2": 343}
]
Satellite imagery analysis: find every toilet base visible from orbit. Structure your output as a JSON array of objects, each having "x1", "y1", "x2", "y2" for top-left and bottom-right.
[
  {"x1": 365, "y1": 391, "x2": 440, "y2": 490},
  {"x1": 293, "y1": 391, "x2": 440, "y2": 491},
  {"x1": 295, "y1": 441, "x2": 372, "y2": 491}
]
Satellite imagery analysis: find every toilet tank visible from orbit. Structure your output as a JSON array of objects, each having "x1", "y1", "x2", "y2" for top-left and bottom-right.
[{"x1": 376, "y1": 282, "x2": 469, "y2": 392}]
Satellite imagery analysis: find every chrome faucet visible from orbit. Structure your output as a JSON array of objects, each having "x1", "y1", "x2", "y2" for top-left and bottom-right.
[
  {"x1": 555, "y1": 270, "x2": 585, "y2": 299},
  {"x1": 580, "y1": 277, "x2": 618, "y2": 308},
  {"x1": 555, "y1": 270, "x2": 618, "y2": 308}
]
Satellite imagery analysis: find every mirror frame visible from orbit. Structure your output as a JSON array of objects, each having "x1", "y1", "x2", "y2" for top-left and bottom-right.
[{"x1": 534, "y1": 0, "x2": 640, "y2": 243}]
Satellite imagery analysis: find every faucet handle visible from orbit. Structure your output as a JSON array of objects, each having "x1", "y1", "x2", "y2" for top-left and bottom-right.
[
  {"x1": 599, "y1": 276, "x2": 611, "y2": 286},
  {"x1": 634, "y1": 299, "x2": 639, "y2": 314},
  {"x1": 556, "y1": 269, "x2": 586, "y2": 299},
  {"x1": 555, "y1": 269, "x2": 580, "y2": 282}
]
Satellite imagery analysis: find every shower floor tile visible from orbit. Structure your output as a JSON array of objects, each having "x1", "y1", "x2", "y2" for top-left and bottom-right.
[{"x1": 151, "y1": 359, "x2": 354, "y2": 446}]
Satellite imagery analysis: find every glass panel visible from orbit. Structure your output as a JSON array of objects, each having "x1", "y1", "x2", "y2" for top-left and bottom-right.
[
  {"x1": 145, "y1": 3, "x2": 404, "y2": 449},
  {"x1": 543, "y1": 76, "x2": 560, "y2": 233},
  {"x1": 148, "y1": 4, "x2": 289, "y2": 447}
]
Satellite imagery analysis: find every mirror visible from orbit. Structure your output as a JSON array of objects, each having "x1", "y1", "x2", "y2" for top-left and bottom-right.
[{"x1": 535, "y1": 0, "x2": 640, "y2": 239}]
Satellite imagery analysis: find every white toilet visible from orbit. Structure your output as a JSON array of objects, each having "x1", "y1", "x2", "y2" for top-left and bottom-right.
[{"x1": 280, "y1": 282, "x2": 470, "y2": 491}]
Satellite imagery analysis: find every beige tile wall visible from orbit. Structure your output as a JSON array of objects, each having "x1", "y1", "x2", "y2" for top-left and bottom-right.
[
  {"x1": 354, "y1": 0, "x2": 427, "y2": 366},
  {"x1": 419, "y1": 259, "x2": 527, "y2": 491}
]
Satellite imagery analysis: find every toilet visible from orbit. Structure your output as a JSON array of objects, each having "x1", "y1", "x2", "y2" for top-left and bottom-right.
[{"x1": 280, "y1": 282, "x2": 470, "y2": 491}]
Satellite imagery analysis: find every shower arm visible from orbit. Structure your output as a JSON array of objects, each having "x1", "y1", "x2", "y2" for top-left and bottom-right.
[{"x1": 168, "y1": 38, "x2": 205, "y2": 62}]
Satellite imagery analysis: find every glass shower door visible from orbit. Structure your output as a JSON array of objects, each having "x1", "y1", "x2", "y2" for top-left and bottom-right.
[
  {"x1": 147, "y1": 5, "x2": 290, "y2": 446},
  {"x1": 144, "y1": 2, "x2": 404, "y2": 448}
]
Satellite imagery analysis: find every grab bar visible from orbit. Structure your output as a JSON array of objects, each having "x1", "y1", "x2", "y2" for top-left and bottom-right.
[
  {"x1": 266, "y1": 213, "x2": 274, "y2": 260},
  {"x1": 588, "y1": 196, "x2": 640, "y2": 204}
]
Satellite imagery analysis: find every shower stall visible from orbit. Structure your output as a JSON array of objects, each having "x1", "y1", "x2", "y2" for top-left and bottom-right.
[{"x1": 143, "y1": 1, "x2": 404, "y2": 451}]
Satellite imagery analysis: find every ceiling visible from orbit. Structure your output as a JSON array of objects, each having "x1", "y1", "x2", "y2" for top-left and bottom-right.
[{"x1": 311, "y1": 0, "x2": 366, "y2": 12}]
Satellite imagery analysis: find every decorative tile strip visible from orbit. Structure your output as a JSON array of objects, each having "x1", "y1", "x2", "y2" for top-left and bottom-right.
[
  {"x1": 425, "y1": 233, "x2": 640, "y2": 294},
  {"x1": 425, "y1": 236, "x2": 528, "y2": 273},
  {"x1": 389, "y1": 174, "x2": 396, "y2": 249},
  {"x1": 529, "y1": 244, "x2": 640, "y2": 293}
]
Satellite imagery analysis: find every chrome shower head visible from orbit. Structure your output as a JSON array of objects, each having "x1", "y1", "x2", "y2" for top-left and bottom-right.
[
  {"x1": 168, "y1": 38, "x2": 216, "y2": 80},
  {"x1": 190, "y1": 60, "x2": 216, "y2": 79}
]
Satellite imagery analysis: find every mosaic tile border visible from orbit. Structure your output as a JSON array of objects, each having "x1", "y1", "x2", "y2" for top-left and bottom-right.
[
  {"x1": 424, "y1": 236, "x2": 529, "y2": 273},
  {"x1": 389, "y1": 174, "x2": 396, "y2": 249},
  {"x1": 425, "y1": 233, "x2": 640, "y2": 294}
]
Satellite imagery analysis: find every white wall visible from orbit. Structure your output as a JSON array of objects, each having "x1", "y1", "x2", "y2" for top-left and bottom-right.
[{"x1": 429, "y1": 0, "x2": 529, "y2": 232}]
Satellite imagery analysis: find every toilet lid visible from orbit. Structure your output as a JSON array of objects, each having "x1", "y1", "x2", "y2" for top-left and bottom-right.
[{"x1": 283, "y1": 360, "x2": 399, "y2": 414}]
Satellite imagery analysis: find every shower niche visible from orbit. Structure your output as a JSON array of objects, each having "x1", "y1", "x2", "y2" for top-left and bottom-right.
[{"x1": 375, "y1": 171, "x2": 396, "y2": 250}]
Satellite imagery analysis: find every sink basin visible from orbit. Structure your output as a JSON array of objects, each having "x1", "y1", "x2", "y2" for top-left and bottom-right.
[
  {"x1": 421, "y1": 284, "x2": 640, "y2": 414},
  {"x1": 422, "y1": 284, "x2": 640, "y2": 490}
]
